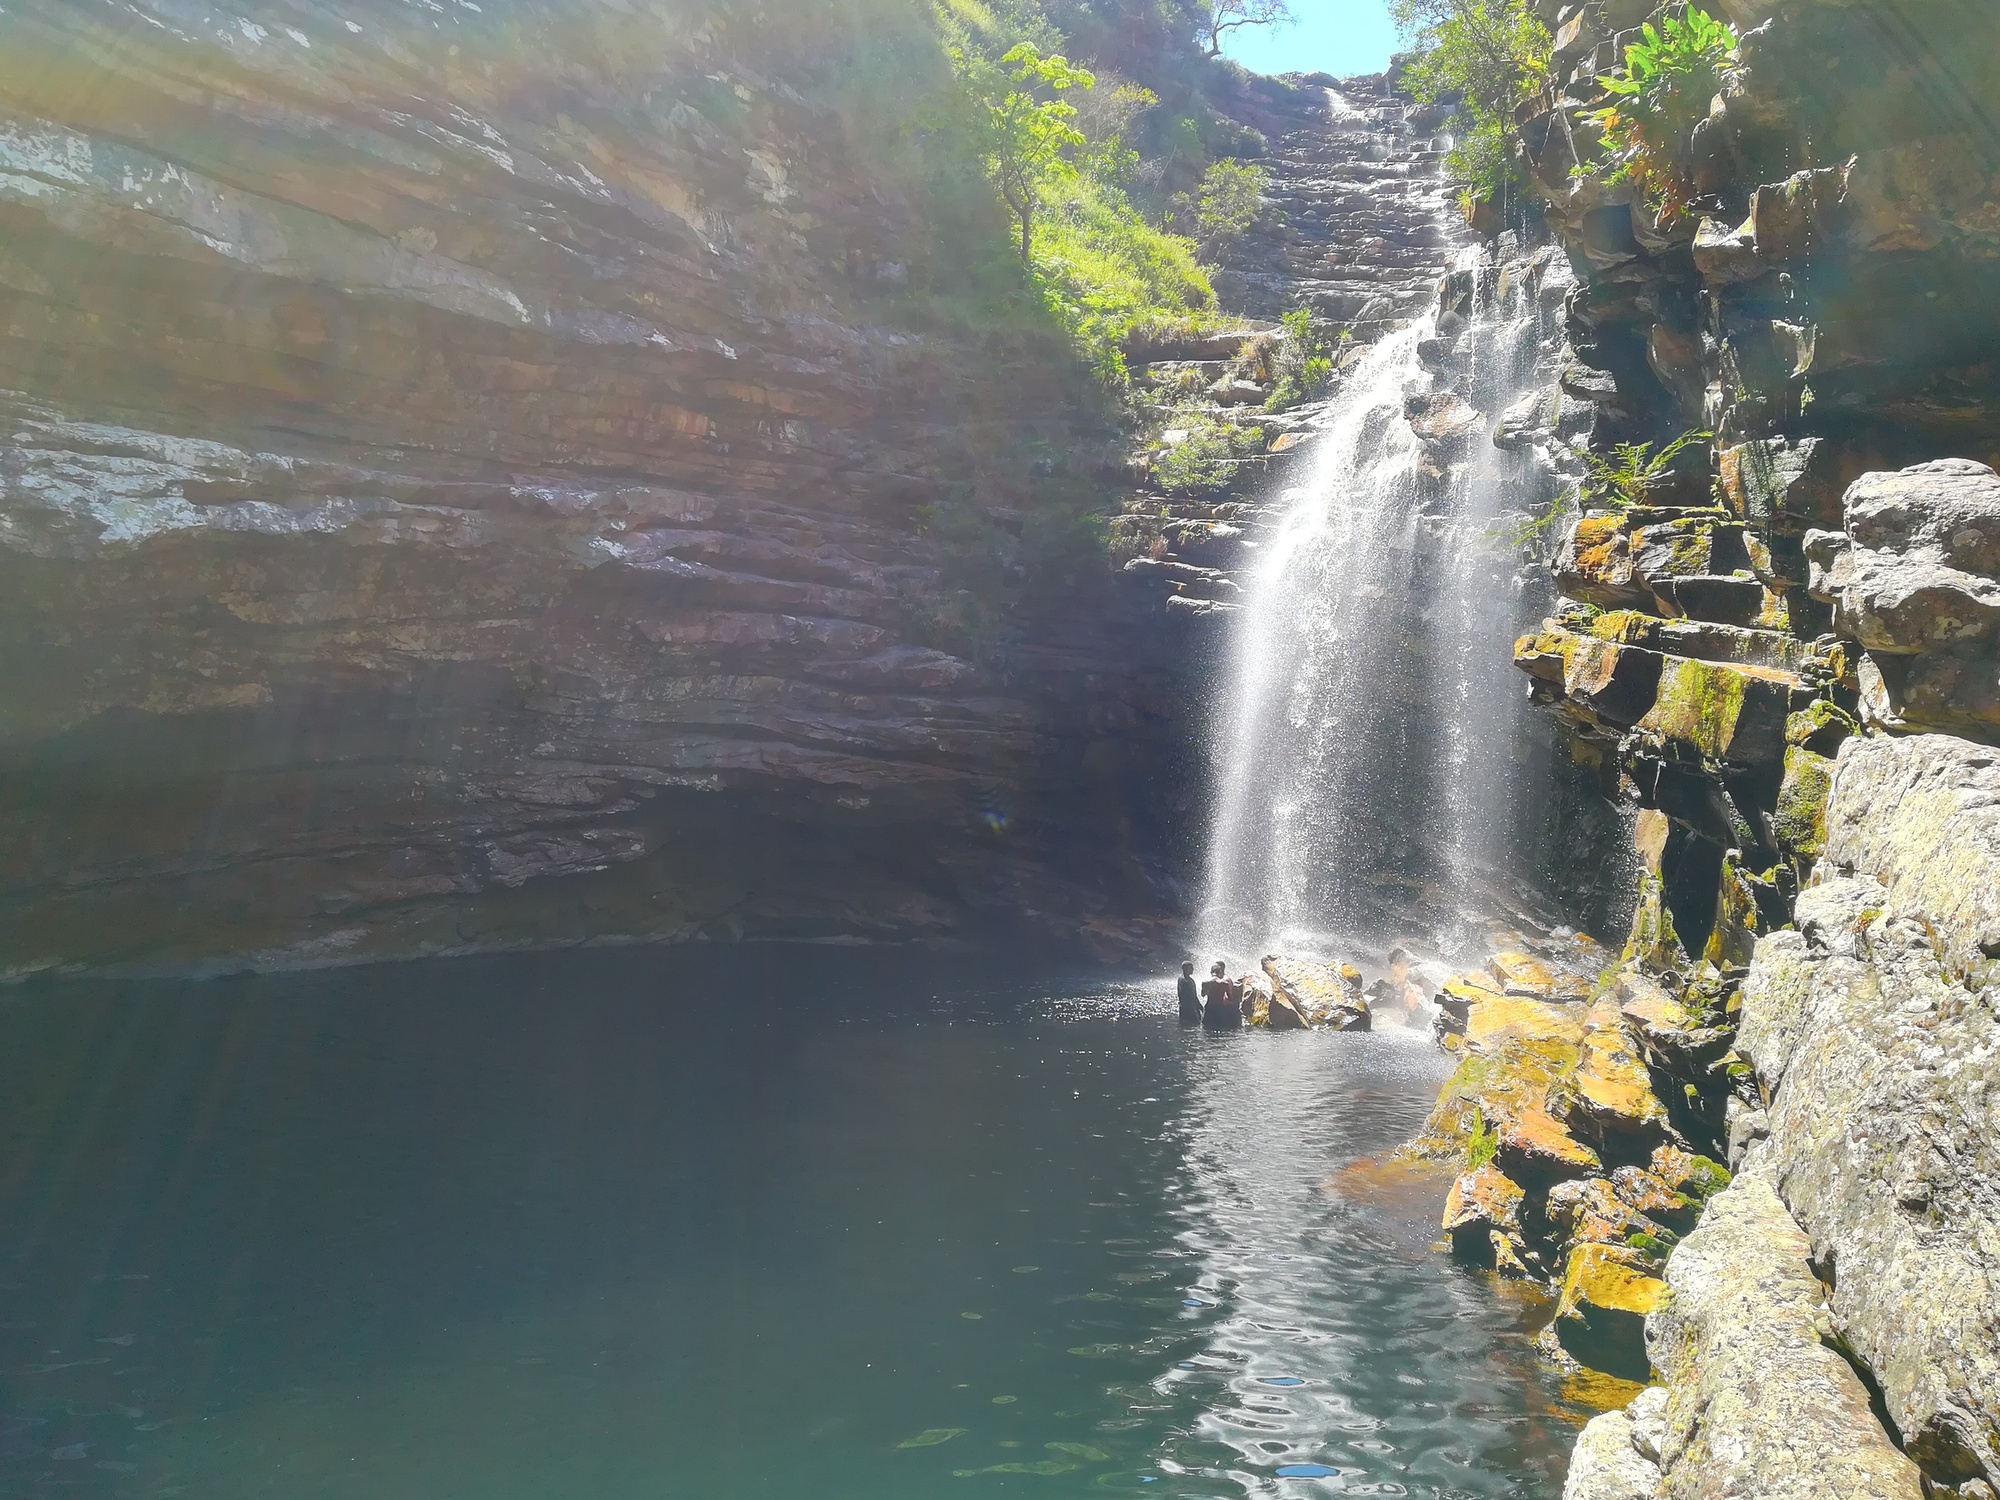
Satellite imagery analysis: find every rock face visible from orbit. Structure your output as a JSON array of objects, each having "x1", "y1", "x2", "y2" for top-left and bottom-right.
[
  {"x1": 0, "y1": 0, "x2": 1193, "y2": 974},
  {"x1": 1733, "y1": 734, "x2": 2000, "y2": 1492},
  {"x1": 1481, "y1": 1, "x2": 2000, "y2": 1490},
  {"x1": 1644, "y1": 1175, "x2": 1925, "y2": 1500}
]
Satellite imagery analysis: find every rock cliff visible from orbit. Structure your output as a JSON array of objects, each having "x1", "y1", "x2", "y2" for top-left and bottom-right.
[
  {"x1": 1460, "y1": 0, "x2": 2000, "y2": 1494},
  {"x1": 0, "y1": 0, "x2": 1195, "y2": 974}
]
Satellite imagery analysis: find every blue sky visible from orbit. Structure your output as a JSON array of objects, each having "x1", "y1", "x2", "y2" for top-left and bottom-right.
[{"x1": 1219, "y1": 0, "x2": 1402, "y2": 79}]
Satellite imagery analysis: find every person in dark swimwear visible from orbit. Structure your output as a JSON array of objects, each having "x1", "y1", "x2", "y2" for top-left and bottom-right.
[
  {"x1": 1177, "y1": 961, "x2": 1202, "y2": 1026},
  {"x1": 1200, "y1": 961, "x2": 1243, "y2": 1030}
]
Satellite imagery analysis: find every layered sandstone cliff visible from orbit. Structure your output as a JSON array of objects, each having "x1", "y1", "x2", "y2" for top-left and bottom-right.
[{"x1": 0, "y1": 0, "x2": 1197, "y2": 974}]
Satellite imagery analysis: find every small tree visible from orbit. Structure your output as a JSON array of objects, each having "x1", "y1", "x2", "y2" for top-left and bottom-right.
[
  {"x1": 1196, "y1": 0, "x2": 1293, "y2": 58},
  {"x1": 958, "y1": 43, "x2": 1094, "y2": 266},
  {"x1": 1389, "y1": 0, "x2": 1550, "y2": 204}
]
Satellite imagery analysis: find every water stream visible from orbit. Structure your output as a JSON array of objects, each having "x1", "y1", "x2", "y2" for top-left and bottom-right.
[
  {"x1": 0, "y1": 949, "x2": 1595, "y2": 1499},
  {"x1": 1200, "y1": 255, "x2": 1569, "y2": 965}
]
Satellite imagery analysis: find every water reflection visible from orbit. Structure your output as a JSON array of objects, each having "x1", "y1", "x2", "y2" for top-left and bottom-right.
[{"x1": 0, "y1": 950, "x2": 1585, "y2": 1500}]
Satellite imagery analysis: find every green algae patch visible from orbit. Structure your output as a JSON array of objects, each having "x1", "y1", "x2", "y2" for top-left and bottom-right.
[
  {"x1": 1774, "y1": 744, "x2": 1835, "y2": 860},
  {"x1": 1048, "y1": 1442, "x2": 1111, "y2": 1461},
  {"x1": 899, "y1": 1428, "x2": 969, "y2": 1449},
  {"x1": 1636, "y1": 654, "x2": 1795, "y2": 762}
]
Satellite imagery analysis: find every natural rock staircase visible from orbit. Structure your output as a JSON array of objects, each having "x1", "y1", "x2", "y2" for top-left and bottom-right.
[
  {"x1": 1115, "y1": 72, "x2": 1468, "y2": 624},
  {"x1": 1212, "y1": 75, "x2": 1463, "y2": 332}
]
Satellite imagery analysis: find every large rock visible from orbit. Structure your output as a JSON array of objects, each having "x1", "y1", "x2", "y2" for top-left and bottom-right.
[
  {"x1": 1736, "y1": 872, "x2": 2000, "y2": 1489},
  {"x1": 1262, "y1": 954, "x2": 1371, "y2": 1030},
  {"x1": 1807, "y1": 460, "x2": 2000, "y2": 655},
  {"x1": 1562, "y1": 1403, "x2": 1663, "y2": 1500},
  {"x1": 1644, "y1": 1174, "x2": 1926, "y2": 1500},
  {"x1": 1820, "y1": 732, "x2": 2000, "y2": 970}
]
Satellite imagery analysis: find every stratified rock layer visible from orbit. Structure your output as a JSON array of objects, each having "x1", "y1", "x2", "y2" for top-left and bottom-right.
[{"x1": 0, "y1": 0, "x2": 1190, "y2": 973}]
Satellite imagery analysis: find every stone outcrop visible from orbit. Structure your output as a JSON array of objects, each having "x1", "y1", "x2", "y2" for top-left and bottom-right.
[
  {"x1": 1643, "y1": 1175, "x2": 1926, "y2": 1500},
  {"x1": 0, "y1": 0, "x2": 1197, "y2": 974},
  {"x1": 1463, "y1": 2, "x2": 2000, "y2": 1487},
  {"x1": 1730, "y1": 734, "x2": 2000, "y2": 1492}
]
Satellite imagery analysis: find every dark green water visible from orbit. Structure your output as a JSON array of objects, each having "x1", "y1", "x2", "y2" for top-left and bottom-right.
[{"x1": 0, "y1": 949, "x2": 1589, "y2": 1499}]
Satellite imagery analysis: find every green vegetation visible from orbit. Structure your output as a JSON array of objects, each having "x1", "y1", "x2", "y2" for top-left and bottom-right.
[
  {"x1": 957, "y1": 43, "x2": 1095, "y2": 265},
  {"x1": 1388, "y1": 0, "x2": 1550, "y2": 208},
  {"x1": 1680, "y1": 1155, "x2": 1732, "y2": 1205},
  {"x1": 1169, "y1": 157, "x2": 1270, "y2": 247},
  {"x1": 1263, "y1": 307, "x2": 1340, "y2": 410},
  {"x1": 1582, "y1": 428, "x2": 1712, "y2": 510},
  {"x1": 1151, "y1": 412, "x2": 1267, "y2": 495},
  {"x1": 1465, "y1": 1112, "x2": 1500, "y2": 1171},
  {"x1": 1590, "y1": 9, "x2": 1739, "y2": 221}
]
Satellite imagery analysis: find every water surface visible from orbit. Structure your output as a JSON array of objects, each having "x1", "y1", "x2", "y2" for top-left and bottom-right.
[{"x1": 0, "y1": 948, "x2": 1588, "y2": 1498}]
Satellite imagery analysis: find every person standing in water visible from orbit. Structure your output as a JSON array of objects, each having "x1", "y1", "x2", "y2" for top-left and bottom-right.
[
  {"x1": 1200, "y1": 962, "x2": 1242, "y2": 1030},
  {"x1": 1176, "y1": 961, "x2": 1203, "y2": 1026}
]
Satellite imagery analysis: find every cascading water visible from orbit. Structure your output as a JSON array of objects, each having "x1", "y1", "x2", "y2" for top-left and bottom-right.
[{"x1": 1200, "y1": 249, "x2": 1577, "y2": 964}]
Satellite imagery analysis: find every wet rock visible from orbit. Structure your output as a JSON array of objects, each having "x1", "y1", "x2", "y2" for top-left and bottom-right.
[
  {"x1": 1552, "y1": 1243, "x2": 1664, "y2": 1381},
  {"x1": 1490, "y1": 949, "x2": 1556, "y2": 996},
  {"x1": 1442, "y1": 1163, "x2": 1527, "y2": 1259},
  {"x1": 1261, "y1": 954, "x2": 1371, "y2": 1030},
  {"x1": 1574, "y1": 1001, "x2": 1673, "y2": 1136},
  {"x1": 1644, "y1": 1174, "x2": 1925, "y2": 1500},
  {"x1": 1408, "y1": 995, "x2": 1600, "y2": 1176}
]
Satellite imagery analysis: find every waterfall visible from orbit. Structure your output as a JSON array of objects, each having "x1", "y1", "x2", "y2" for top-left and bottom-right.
[{"x1": 1199, "y1": 251, "x2": 1572, "y2": 965}]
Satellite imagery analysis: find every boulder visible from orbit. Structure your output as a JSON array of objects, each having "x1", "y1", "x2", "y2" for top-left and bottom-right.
[
  {"x1": 1808, "y1": 460, "x2": 2000, "y2": 654},
  {"x1": 1261, "y1": 954, "x2": 1371, "y2": 1030},
  {"x1": 1821, "y1": 732, "x2": 2000, "y2": 970},
  {"x1": 1644, "y1": 1175, "x2": 1925, "y2": 1500},
  {"x1": 1562, "y1": 1405, "x2": 1663, "y2": 1500},
  {"x1": 1574, "y1": 1000, "x2": 1673, "y2": 1135},
  {"x1": 1736, "y1": 871, "x2": 2000, "y2": 1489}
]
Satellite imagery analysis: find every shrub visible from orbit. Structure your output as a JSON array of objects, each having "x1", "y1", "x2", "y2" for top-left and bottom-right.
[
  {"x1": 1263, "y1": 306, "x2": 1340, "y2": 410},
  {"x1": 1589, "y1": 8, "x2": 1739, "y2": 221},
  {"x1": 1168, "y1": 157, "x2": 1269, "y2": 245},
  {"x1": 1150, "y1": 411, "x2": 1265, "y2": 494}
]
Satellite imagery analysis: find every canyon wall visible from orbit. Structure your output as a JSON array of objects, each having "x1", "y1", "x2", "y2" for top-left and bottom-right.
[
  {"x1": 1465, "y1": 0, "x2": 2000, "y2": 1494},
  {"x1": 0, "y1": 0, "x2": 1198, "y2": 975}
]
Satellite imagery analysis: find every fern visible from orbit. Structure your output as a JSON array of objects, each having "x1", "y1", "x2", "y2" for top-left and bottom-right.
[{"x1": 1581, "y1": 428, "x2": 1711, "y2": 511}]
